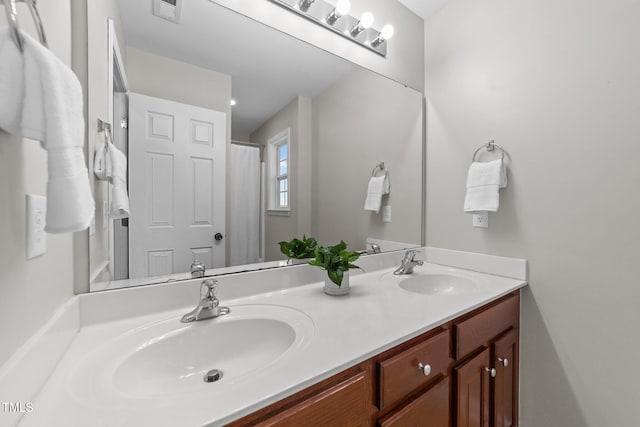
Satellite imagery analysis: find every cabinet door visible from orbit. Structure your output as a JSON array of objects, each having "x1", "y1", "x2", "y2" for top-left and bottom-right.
[
  {"x1": 493, "y1": 329, "x2": 519, "y2": 427},
  {"x1": 256, "y1": 369, "x2": 368, "y2": 427},
  {"x1": 378, "y1": 377, "x2": 450, "y2": 427},
  {"x1": 455, "y1": 348, "x2": 491, "y2": 427}
]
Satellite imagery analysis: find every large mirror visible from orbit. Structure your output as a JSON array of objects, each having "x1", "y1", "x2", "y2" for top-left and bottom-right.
[{"x1": 90, "y1": 0, "x2": 423, "y2": 291}]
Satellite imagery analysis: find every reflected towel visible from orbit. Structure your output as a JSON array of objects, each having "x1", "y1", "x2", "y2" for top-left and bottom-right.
[
  {"x1": 364, "y1": 174, "x2": 390, "y2": 213},
  {"x1": 463, "y1": 158, "x2": 507, "y2": 213},
  {"x1": 107, "y1": 141, "x2": 130, "y2": 219},
  {"x1": 0, "y1": 28, "x2": 94, "y2": 233}
]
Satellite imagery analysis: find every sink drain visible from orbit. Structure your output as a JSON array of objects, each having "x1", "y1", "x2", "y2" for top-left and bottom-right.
[{"x1": 204, "y1": 369, "x2": 223, "y2": 383}]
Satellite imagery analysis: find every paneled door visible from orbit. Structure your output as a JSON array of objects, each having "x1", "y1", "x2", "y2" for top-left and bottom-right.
[
  {"x1": 455, "y1": 348, "x2": 491, "y2": 427},
  {"x1": 128, "y1": 93, "x2": 226, "y2": 278}
]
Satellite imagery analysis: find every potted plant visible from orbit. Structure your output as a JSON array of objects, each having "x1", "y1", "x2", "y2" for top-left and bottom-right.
[
  {"x1": 308, "y1": 241, "x2": 360, "y2": 296},
  {"x1": 279, "y1": 235, "x2": 318, "y2": 265}
]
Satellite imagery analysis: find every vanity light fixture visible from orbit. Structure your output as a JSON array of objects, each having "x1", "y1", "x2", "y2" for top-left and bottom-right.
[
  {"x1": 350, "y1": 11, "x2": 374, "y2": 37},
  {"x1": 298, "y1": 0, "x2": 315, "y2": 12},
  {"x1": 325, "y1": 0, "x2": 350, "y2": 25},
  {"x1": 269, "y1": 0, "x2": 393, "y2": 57},
  {"x1": 371, "y1": 24, "x2": 394, "y2": 48}
]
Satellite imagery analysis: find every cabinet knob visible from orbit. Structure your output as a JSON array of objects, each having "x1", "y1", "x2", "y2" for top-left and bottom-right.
[
  {"x1": 498, "y1": 357, "x2": 509, "y2": 367},
  {"x1": 485, "y1": 367, "x2": 497, "y2": 378},
  {"x1": 417, "y1": 363, "x2": 432, "y2": 376}
]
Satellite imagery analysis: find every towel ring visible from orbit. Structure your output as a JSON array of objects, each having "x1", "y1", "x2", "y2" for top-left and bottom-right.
[
  {"x1": 2, "y1": 0, "x2": 48, "y2": 53},
  {"x1": 372, "y1": 162, "x2": 387, "y2": 177},
  {"x1": 472, "y1": 140, "x2": 509, "y2": 162}
]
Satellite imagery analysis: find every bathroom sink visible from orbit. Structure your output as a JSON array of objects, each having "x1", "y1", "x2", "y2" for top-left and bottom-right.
[
  {"x1": 398, "y1": 272, "x2": 480, "y2": 296},
  {"x1": 71, "y1": 305, "x2": 314, "y2": 399}
]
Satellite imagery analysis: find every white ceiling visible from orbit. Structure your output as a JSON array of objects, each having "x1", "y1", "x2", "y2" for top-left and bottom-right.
[
  {"x1": 116, "y1": 0, "x2": 355, "y2": 136},
  {"x1": 397, "y1": 0, "x2": 449, "y2": 19}
]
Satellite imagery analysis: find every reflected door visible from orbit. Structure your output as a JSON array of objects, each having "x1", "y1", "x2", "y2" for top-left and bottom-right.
[{"x1": 128, "y1": 93, "x2": 226, "y2": 278}]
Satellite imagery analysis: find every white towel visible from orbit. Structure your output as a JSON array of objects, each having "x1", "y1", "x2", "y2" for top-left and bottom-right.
[
  {"x1": 107, "y1": 141, "x2": 130, "y2": 219},
  {"x1": 364, "y1": 174, "x2": 390, "y2": 213},
  {"x1": 0, "y1": 28, "x2": 94, "y2": 233},
  {"x1": 93, "y1": 140, "x2": 109, "y2": 181},
  {"x1": 464, "y1": 158, "x2": 507, "y2": 213}
]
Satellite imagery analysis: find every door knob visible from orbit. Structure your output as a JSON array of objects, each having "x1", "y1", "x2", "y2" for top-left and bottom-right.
[
  {"x1": 485, "y1": 367, "x2": 497, "y2": 378},
  {"x1": 498, "y1": 357, "x2": 509, "y2": 367},
  {"x1": 214, "y1": 233, "x2": 224, "y2": 241}
]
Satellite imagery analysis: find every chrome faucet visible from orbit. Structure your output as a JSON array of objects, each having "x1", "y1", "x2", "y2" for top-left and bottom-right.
[
  {"x1": 181, "y1": 279, "x2": 230, "y2": 323},
  {"x1": 393, "y1": 250, "x2": 424, "y2": 275}
]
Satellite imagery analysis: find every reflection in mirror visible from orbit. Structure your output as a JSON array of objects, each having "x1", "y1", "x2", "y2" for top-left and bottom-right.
[{"x1": 90, "y1": 0, "x2": 423, "y2": 292}]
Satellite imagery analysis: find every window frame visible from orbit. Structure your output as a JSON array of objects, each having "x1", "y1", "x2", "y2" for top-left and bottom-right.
[{"x1": 266, "y1": 128, "x2": 291, "y2": 216}]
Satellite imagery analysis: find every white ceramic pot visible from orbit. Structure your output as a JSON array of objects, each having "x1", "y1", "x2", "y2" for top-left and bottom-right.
[{"x1": 322, "y1": 271, "x2": 350, "y2": 296}]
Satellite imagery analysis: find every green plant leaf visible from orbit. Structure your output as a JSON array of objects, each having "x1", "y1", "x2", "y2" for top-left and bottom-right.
[{"x1": 328, "y1": 268, "x2": 344, "y2": 286}]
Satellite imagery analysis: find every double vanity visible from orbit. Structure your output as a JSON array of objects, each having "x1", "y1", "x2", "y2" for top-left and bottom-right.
[{"x1": 13, "y1": 247, "x2": 527, "y2": 426}]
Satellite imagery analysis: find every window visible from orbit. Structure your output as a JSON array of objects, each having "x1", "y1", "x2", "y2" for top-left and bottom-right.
[{"x1": 267, "y1": 129, "x2": 291, "y2": 215}]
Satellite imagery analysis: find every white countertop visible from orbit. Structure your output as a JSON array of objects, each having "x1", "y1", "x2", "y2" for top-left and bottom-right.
[{"x1": 21, "y1": 260, "x2": 526, "y2": 427}]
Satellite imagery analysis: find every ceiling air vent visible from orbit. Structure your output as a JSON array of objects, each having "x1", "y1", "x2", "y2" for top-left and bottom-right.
[{"x1": 153, "y1": 0, "x2": 182, "y2": 24}]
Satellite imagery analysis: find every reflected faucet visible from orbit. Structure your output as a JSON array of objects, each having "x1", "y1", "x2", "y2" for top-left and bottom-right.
[
  {"x1": 190, "y1": 260, "x2": 205, "y2": 278},
  {"x1": 393, "y1": 250, "x2": 424, "y2": 275},
  {"x1": 181, "y1": 279, "x2": 230, "y2": 323},
  {"x1": 369, "y1": 243, "x2": 382, "y2": 254}
]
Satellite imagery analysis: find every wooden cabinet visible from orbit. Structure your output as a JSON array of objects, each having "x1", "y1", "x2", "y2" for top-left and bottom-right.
[
  {"x1": 454, "y1": 348, "x2": 491, "y2": 427},
  {"x1": 453, "y1": 294, "x2": 520, "y2": 427},
  {"x1": 378, "y1": 329, "x2": 450, "y2": 410},
  {"x1": 378, "y1": 377, "x2": 450, "y2": 427},
  {"x1": 492, "y1": 329, "x2": 519, "y2": 427},
  {"x1": 231, "y1": 292, "x2": 520, "y2": 427}
]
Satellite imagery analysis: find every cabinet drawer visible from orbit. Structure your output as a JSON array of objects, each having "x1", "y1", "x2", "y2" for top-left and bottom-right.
[
  {"x1": 454, "y1": 294, "x2": 519, "y2": 359},
  {"x1": 378, "y1": 330, "x2": 450, "y2": 410},
  {"x1": 378, "y1": 377, "x2": 450, "y2": 427},
  {"x1": 254, "y1": 369, "x2": 368, "y2": 427}
]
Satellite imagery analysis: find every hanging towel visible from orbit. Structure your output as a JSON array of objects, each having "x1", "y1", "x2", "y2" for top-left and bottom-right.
[
  {"x1": 463, "y1": 158, "x2": 508, "y2": 213},
  {"x1": 107, "y1": 141, "x2": 130, "y2": 219},
  {"x1": 93, "y1": 140, "x2": 109, "y2": 181},
  {"x1": 0, "y1": 28, "x2": 94, "y2": 233},
  {"x1": 364, "y1": 174, "x2": 390, "y2": 213}
]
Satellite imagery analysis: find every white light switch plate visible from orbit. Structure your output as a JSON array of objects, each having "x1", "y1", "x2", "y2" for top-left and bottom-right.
[
  {"x1": 472, "y1": 212, "x2": 489, "y2": 228},
  {"x1": 382, "y1": 205, "x2": 392, "y2": 223},
  {"x1": 26, "y1": 194, "x2": 46, "y2": 259}
]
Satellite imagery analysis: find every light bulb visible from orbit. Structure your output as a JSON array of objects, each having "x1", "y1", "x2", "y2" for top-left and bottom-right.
[
  {"x1": 360, "y1": 12, "x2": 374, "y2": 29},
  {"x1": 335, "y1": 0, "x2": 351, "y2": 16},
  {"x1": 230, "y1": 99, "x2": 237, "y2": 106},
  {"x1": 381, "y1": 24, "x2": 395, "y2": 40}
]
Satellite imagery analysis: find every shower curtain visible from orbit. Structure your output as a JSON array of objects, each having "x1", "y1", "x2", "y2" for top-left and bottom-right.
[{"x1": 230, "y1": 144, "x2": 262, "y2": 266}]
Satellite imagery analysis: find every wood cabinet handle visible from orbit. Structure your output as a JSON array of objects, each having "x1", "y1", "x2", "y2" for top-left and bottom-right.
[
  {"x1": 498, "y1": 357, "x2": 509, "y2": 367},
  {"x1": 485, "y1": 367, "x2": 497, "y2": 378},
  {"x1": 417, "y1": 363, "x2": 432, "y2": 376}
]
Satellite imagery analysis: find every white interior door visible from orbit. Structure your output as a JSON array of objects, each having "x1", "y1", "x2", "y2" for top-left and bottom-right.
[{"x1": 128, "y1": 93, "x2": 226, "y2": 278}]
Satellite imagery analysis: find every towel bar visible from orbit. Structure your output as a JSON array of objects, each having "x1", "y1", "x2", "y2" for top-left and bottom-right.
[
  {"x1": 472, "y1": 140, "x2": 509, "y2": 162},
  {"x1": 2, "y1": 0, "x2": 47, "y2": 53},
  {"x1": 372, "y1": 162, "x2": 387, "y2": 177}
]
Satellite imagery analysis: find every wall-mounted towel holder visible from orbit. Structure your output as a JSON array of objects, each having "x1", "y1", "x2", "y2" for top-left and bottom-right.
[
  {"x1": 472, "y1": 140, "x2": 510, "y2": 162},
  {"x1": 97, "y1": 119, "x2": 113, "y2": 150},
  {"x1": 2, "y1": 0, "x2": 48, "y2": 53},
  {"x1": 372, "y1": 162, "x2": 387, "y2": 177}
]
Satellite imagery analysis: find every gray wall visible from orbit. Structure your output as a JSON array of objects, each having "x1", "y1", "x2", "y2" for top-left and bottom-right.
[
  {"x1": 312, "y1": 67, "x2": 423, "y2": 249},
  {"x1": 250, "y1": 96, "x2": 313, "y2": 262},
  {"x1": 425, "y1": 0, "x2": 640, "y2": 425},
  {"x1": 212, "y1": 0, "x2": 425, "y2": 92},
  {"x1": 0, "y1": 0, "x2": 74, "y2": 366}
]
